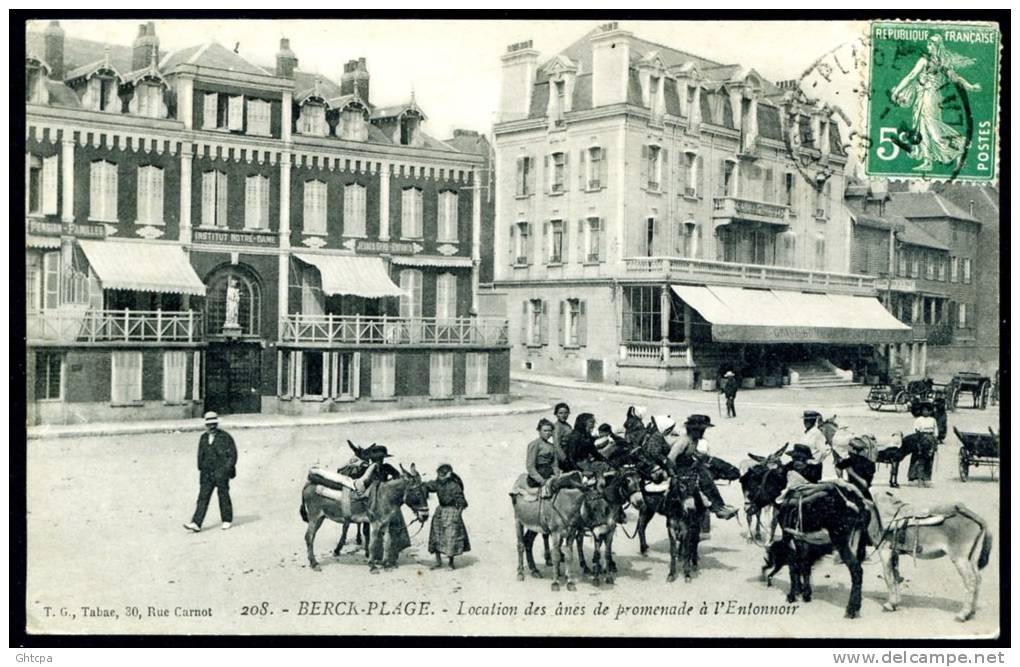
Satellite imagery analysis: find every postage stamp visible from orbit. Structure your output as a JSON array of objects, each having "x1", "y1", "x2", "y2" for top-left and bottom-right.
[{"x1": 865, "y1": 21, "x2": 1001, "y2": 182}]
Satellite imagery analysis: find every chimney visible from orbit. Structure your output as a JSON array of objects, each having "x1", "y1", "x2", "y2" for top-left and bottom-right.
[
  {"x1": 43, "y1": 20, "x2": 64, "y2": 80},
  {"x1": 590, "y1": 22, "x2": 632, "y2": 108},
  {"x1": 275, "y1": 38, "x2": 298, "y2": 78},
  {"x1": 499, "y1": 40, "x2": 538, "y2": 122},
  {"x1": 453, "y1": 129, "x2": 478, "y2": 138},
  {"x1": 341, "y1": 58, "x2": 370, "y2": 104},
  {"x1": 132, "y1": 21, "x2": 159, "y2": 71},
  {"x1": 969, "y1": 200, "x2": 975, "y2": 217}
]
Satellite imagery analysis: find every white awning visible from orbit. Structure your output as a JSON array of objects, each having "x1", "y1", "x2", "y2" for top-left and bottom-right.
[
  {"x1": 294, "y1": 253, "x2": 403, "y2": 298},
  {"x1": 671, "y1": 284, "x2": 911, "y2": 344},
  {"x1": 78, "y1": 240, "x2": 206, "y2": 296},
  {"x1": 389, "y1": 255, "x2": 474, "y2": 268}
]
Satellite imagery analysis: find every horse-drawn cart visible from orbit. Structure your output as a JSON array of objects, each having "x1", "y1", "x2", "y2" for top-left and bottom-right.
[
  {"x1": 866, "y1": 383, "x2": 910, "y2": 411},
  {"x1": 954, "y1": 426, "x2": 999, "y2": 482},
  {"x1": 949, "y1": 372, "x2": 993, "y2": 410}
]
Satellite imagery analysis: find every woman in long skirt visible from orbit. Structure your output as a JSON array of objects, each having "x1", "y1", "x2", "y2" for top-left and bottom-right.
[{"x1": 425, "y1": 464, "x2": 470, "y2": 569}]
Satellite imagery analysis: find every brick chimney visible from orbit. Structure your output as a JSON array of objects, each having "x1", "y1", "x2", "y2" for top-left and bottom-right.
[
  {"x1": 43, "y1": 20, "x2": 65, "y2": 80},
  {"x1": 499, "y1": 40, "x2": 538, "y2": 122},
  {"x1": 275, "y1": 38, "x2": 298, "y2": 78},
  {"x1": 590, "y1": 22, "x2": 632, "y2": 108},
  {"x1": 341, "y1": 58, "x2": 370, "y2": 104},
  {"x1": 132, "y1": 21, "x2": 159, "y2": 71}
]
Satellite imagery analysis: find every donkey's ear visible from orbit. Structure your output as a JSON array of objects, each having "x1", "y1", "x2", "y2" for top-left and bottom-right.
[
  {"x1": 749, "y1": 453, "x2": 765, "y2": 462},
  {"x1": 348, "y1": 440, "x2": 362, "y2": 456}
]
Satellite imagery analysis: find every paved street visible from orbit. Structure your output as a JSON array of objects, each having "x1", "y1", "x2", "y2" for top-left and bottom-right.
[{"x1": 25, "y1": 381, "x2": 1001, "y2": 638}]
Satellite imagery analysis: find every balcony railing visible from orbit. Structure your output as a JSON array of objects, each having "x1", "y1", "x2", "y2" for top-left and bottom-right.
[
  {"x1": 618, "y1": 341, "x2": 692, "y2": 367},
  {"x1": 27, "y1": 309, "x2": 204, "y2": 344},
  {"x1": 280, "y1": 314, "x2": 510, "y2": 347},
  {"x1": 712, "y1": 196, "x2": 789, "y2": 225},
  {"x1": 624, "y1": 256, "x2": 875, "y2": 293}
]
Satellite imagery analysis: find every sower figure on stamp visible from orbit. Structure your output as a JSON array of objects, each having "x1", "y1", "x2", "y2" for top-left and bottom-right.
[{"x1": 184, "y1": 412, "x2": 237, "y2": 533}]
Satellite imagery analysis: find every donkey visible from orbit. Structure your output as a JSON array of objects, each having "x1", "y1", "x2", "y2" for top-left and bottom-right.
[
  {"x1": 761, "y1": 483, "x2": 872, "y2": 618},
  {"x1": 300, "y1": 463, "x2": 429, "y2": 572},
  {"x1": 512, "y1": 473, "x2": 588, "y2": 591},
  {"x1": 665, "y1": 469, "x2": 706, "y2": 583},
  {"x1": 874, "y1": 493, "x2": 993, "y2": 622},
  {"x1": 573, "y1": 466, "x2": 645, "y2": 586},
  {"x1": 738, "y1": 443, "x2": 789, "y2": 546}
]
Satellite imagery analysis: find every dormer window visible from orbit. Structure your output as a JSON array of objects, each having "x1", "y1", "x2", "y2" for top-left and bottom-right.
[
  {"x1": 339, "y1": 105, "x2": 368, "y2": 142},
  {"x1": 399, "y1": 113, "x2": 421, "y2": 146},
  {"x1": 299, "y1": 102, "x2": 328, "y2": 137},
  {"x1": 86, "y1": 75, "x2": 120, "y2": 112},
  {"x1": 26, "y1": 61, "x2": 49, "y2": 104},
  {"x1": 132, "y1": 82, "x2": 164, "y2": 118}
]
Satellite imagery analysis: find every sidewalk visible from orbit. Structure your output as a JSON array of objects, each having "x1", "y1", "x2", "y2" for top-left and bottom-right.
[
  {"x1": 511, "y1": 371, "x2": 872, "y2": 410},
  {"x1": 26, "y1": 400, "x2": 549, "y2": 441}
]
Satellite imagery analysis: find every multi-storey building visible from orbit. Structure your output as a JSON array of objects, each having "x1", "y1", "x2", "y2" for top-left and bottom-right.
[
  {"x1": 24, "y1": 21, "x2": 509, "y2": 426},
  {"x1": 884, "y1": 190, "x2": 984, "y2": 376},
  {"x1": 846, "y1": 182, "x2": 954, "y2": 379},
  {"x1": 489, "y1": 23, "x2": 909, "y2": 390},
  {"x1": 936, "y1": 184, "x2": 999, "y2": 375}
]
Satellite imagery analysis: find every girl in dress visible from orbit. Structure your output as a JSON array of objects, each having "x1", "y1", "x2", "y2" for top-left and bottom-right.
[{"x1": 425, "y1": 464, "x2": 470, "y2": 570}]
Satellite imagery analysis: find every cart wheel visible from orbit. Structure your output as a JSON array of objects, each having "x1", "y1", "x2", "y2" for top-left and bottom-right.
[
  {"x1": 959, "y1": 453, "x2": 969, "y2": 482},
  {"x1": 979, "y1": 383, "x2": 990, "y2": 410},
  {"x1": 894, "y1": 391, "x2": 909, "y2": 412},
  {"x1": 947, "y1": 388, "x2": 959, "y2": 412},
  {"x1": 867, "y1": 399, "x2": 883, "y2": 411}
]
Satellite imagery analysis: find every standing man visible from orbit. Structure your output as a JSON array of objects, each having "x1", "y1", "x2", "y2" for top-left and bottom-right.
[
  {"x1": 183, "y1": 412, "x2": 237, "y2": 533},
  {"x1": 721, "y1": 371, "x2": 739, "y2": 418}
]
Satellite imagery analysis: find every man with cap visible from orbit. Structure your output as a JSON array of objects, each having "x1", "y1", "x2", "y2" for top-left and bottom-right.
[
  {"x1": 665, "y1": 414, "x2": 739, "y2": 520},
  {"x1": 801, "y1": 410, "x2": 829, "y2": 460},
  {"x1": 721, "y1": 371, "x2": 739, "y2": 418},
  {"x1": 833, "y1": 439, "x2": 876, "y2": 499},
  {"x1": 184, "y1": 412, "x2": 238, "y2": 532}
]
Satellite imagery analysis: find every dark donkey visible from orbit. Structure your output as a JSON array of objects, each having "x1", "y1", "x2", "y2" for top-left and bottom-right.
[
  {"x1": 574, "y1": 466, "x2": 645, "y2": 586},
  {"x1": 739, "y1": 443, "x2": 789, "y2": 545},
  {"x1": 300, "y1": 463, "x2": 429, "y2": 572},
  {"x1": 749, "y1": 475, "x2": 873, "y2": 618},
  {"x1": 665, "y1": 468, "x2": 706, "y2": 582}
]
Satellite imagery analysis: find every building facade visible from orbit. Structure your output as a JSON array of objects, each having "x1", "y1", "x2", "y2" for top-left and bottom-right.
[
  {"x1": 846, "y1": 182, "x2": 955, "y2": 380},
  {"x1": 25, "y1": 21, "x2": 509, "y2": 426},
  {"x1": 489, "y1": 23, "x2": 909, "y2": 390}
]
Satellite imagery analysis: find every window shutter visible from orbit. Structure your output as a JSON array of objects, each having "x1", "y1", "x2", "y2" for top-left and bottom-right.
[
  {"x1": 203, "y1": 94, "x2": 218, "y2": 129},
  {"x1": 578, "y1": 150, "x2": 587, "y2": 190},
  {"x1": 542, "y1": 221, "x2": 550, "y2": 264},
  {"x1": 515, "y1": 158, "x2": 524, "y2": 196},
  {"x1": 598, "y1": 217, "x2": 607, "y2": 263},
  {"x1": 578, "y1": 300, "x2": 588, "y2": 347},
  {"x1": 660, "y1": 148, "x2": 669, "y2": 193},
  {"x1": 137, "y1": 167, "x2": 150, "y2": 224},
  {"x1": 520, "y1": 301, "x2": 528, "y2": 344},
  {"x1": 695, "y1": 155, "x2": 705, "y2": 196},
  {"x1": 539, "y1": 300, "x2": 549, "y2": 345},
  {"x1": 201, "y1": 172, "x2": 215, "y2": 226},
  {"x1": 717, "y1": 160, "x2": 727, "y2": 196},
  {"x1": 558, "y1": 300, "x2": 566, "y2": 346},
  {"x1": 216, "y1": 172, "x2": 228, "y2": 227},
  {"x1": 576, "y1": 219, "x2": 585, "y2": 264},
  {"x1": 544, "y1": 154, "x2": 551, "y2": 193},
  {"x1": 152, "y1": 168, "x2": 164, "y2": 224},
  {"x1": 640, "y1": 145, "x2": 648, "y2": 187},
  {"x1": 677, "y1": 153, "x2": 687, "y2": 196},
  {"x1": 228, "y1": 95, "x2": 244, "y2": 131},
  {"x1": 508, "y1": 224, "x2": 516, "y2": 266},
  {"x1": 42, "y1": 155, "x2": 58, "y2": 215},
  {"x1": 599, "y1": 146, "x2": 609, "y2": 190},
  {"x1": 562, "y1": 152, "x2": 570, "y2": 191},
  {"x1": 244, "y1": 176, "x2": 256, "y2": 229},
  {"x1": 526, "y1": 156, "x2": 536, "y2": 195}
]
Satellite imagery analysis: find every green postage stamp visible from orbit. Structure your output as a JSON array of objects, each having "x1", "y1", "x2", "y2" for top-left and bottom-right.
[{"x1": 865, "y1": 21, "x2": 1001, "y2": 182}]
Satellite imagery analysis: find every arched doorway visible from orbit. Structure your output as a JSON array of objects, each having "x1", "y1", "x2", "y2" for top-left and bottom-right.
[{"x1": 204, "y1": 265, "x2": 263, "y2": 415}]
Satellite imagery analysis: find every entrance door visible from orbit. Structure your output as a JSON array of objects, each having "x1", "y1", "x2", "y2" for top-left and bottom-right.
[{"x1": 205, "y1": 343, "x2": 262, "y2": 414}]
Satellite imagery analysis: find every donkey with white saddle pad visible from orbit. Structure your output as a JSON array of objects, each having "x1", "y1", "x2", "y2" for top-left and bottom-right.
[{"x1": 873, "y1": 492, "x2": 993, "y2": 622}]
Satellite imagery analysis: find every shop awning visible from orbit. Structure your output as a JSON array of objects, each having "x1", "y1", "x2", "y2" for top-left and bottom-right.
[
  {"x1": 294, "y1": 253, "x2": 403, "y2": 298},
  {"x1": 389, "y1": 255, "x2": 474, "y2": 268},
  {"x1": 671, "y1": 284, "x2": 911, "y2": 344},
  {"x1": 78, "y1": 240, "x2": 206, "y2": 296}
]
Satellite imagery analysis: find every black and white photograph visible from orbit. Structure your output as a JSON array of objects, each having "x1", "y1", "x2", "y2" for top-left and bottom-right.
[{"x1": 14, "y1": 13, "x2": 1006, "y2": 645}]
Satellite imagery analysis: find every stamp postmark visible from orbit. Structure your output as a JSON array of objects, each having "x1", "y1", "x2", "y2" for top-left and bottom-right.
[{"x1": 865, "y1": 21, "x2": 1001, "y2": 182}]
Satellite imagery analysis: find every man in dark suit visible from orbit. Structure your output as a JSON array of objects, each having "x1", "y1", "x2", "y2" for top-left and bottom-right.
[
  {"x1": 721, "y1": 371, "x2": 739, "y2": 418},
  {"x1": 184, "y1": 412, "x2": 237, "y2": 532}
]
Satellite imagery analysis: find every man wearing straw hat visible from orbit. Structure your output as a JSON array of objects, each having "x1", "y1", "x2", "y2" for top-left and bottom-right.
[{"x1": 183, "y1": 412, "x2": 238, "y2": 533}]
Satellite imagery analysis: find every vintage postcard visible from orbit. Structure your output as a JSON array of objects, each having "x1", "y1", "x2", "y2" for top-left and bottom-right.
[{"x1": 17, "y1": 15, "x2": 1004, "y2": 643}]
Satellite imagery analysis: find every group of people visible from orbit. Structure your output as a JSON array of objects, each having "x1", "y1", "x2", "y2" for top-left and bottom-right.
[
  {"x1": 183, "y1": 412, "x2": 472, "y2": 570},
  {"x1": 523, "y1": 402, "x2": 740, "y2": 520}
]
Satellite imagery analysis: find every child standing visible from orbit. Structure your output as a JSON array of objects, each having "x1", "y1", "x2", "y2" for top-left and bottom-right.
[{"x1": 425, "y1": 464, "x2": 470, "y2": 569}]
